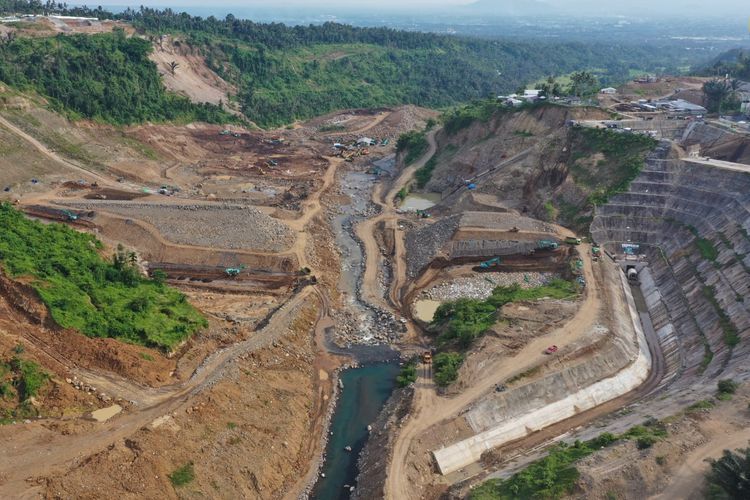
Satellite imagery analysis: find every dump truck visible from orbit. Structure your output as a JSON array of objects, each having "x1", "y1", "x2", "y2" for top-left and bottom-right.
[
  {"x1": 565, "y1": 236, "x2": 582, "y2": 245},
  {"x1": 537, "y1": 240, "x2": 559, "y2": 251},
  {"x1": 422, "y1": 352, "x2": 432, "y2": 364}
]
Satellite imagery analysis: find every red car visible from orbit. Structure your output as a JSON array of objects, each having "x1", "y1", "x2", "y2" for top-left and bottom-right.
[{"x1": 545, "y1": 345, "x2": 559, "y2": 355}]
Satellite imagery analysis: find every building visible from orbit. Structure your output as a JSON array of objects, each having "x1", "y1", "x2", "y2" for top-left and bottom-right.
[
  {"x1": 742, "y1": 100, "x2": 750, "y2": 116},
  {"x1": 642, "y1": 98, "x2": 706, "y2": 116},
  {"x1": 357, "y1": 137, "x2": 375, "y2": 146},
  {"x1": 600, "y1": 87, "x2": 617, "y2": 95}
]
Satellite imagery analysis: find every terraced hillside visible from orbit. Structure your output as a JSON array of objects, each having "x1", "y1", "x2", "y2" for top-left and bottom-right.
[{"x1": 591, "y1": 143, "x2": 750, "y2": 384}]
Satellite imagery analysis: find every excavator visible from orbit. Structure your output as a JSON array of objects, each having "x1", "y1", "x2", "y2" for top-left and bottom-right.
[
  {"x1": 479, "y1": 257, "x2": 502, "y2": 269},
  {"x1": 224, "y1": 265, "x2": 246, "y2": 277}
]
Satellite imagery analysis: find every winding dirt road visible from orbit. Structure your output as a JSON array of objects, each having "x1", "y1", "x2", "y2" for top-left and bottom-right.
[
  {"x1": 385, "y1": 245, "x2": 602, "y2": 500},
  {"x1": 0, "y1": 114, "x2": 344, "y2": 497},
  {"x1": 653, "y1": 426, "x2": 750, "y2": 500},
  {"x1": 355, "y1": 129, "x2": 438, "y2": 312}
]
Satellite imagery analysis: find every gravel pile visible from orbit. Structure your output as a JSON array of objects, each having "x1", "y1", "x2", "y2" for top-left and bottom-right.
[
  {"x1": 421, "y1": 272, "x2": 557, "y2": 302},
  {"x1": 405, "y1": 215, "x2": 460, "y2": 278},
  {"x1": 66, "y1": 202, "x2": 295, "y2": 252}
]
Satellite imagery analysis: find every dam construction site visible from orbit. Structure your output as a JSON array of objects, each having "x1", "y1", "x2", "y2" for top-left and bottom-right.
[{"x1": 1, "y1": 10, "x2": 750, "y2": 500}]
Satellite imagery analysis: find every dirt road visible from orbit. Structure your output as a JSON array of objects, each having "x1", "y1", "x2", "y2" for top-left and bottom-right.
[
  {"x1": 0, "y1": 285, "x2": 323, "y2": 497},
  {"x1": 0, "y1": 115, "x2": 114, "y2": 188},
  {"x1": 653, "y1": 426, "x2": 750, "y2": 500},
  {"x1": 355, "y1": 129, "x2": 438, "y2": 312},
  {"x1": 385, "y1": 245, "x2": 602, "y2": 499}
]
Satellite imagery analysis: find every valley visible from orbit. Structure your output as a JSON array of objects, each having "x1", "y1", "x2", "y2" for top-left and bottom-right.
[{"x1": 0, "y1": 4, "x2": 750, "y2": 500}]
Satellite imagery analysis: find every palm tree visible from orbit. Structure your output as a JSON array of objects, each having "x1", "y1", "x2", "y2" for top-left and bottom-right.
[
  {"x1": 705, "y1": 447, "x2": 750, "y2": 499},
  {"x1": 703, "y1": 79, "x2": 731, "y2": 113}
]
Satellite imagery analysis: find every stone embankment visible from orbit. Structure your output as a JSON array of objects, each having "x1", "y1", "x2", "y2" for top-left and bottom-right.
[{"x1": 64, "y1": 201, "x2": 295, "y2": 252}]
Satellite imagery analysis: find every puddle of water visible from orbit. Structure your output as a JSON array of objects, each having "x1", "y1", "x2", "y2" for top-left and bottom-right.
[
  {"x1": 401, "y1": 192, "x2": 441, "y2": 211},
  {"x1": 90, "y1": 404, "x2": 122, "y2": 422},
  {"x1": 413, "y1": 299, "x2": 442, "y2": 323}
]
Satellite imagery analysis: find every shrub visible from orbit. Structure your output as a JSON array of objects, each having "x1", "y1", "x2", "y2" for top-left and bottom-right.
[
  {"x1": 169, "y1": 462, "x2": 195, "y2": 487},
  {"x1": 0, "y1": 204, "x2": 206, "y2": 350},
  {"x1": 433, "y1": 352, "x2": 463, "y2": 387},
  {"x1": 717, "y1": 379, "x2": 739, "y2": 395},
  {"x1": 705, "y1": 447, "x2": 750, "y2": 499},
  {"x1": 396, "y1": 361, "x2": 418, "y2": 388}
]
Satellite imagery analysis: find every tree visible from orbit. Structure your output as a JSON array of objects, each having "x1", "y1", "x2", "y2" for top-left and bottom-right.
[
  {"x1": 168, "y1": 60, "x2": 179, "y2": 75},
  {"x1": 539, "y1": 76, "x2": 562, "y2": 97},
  {"x1": 703, "y1": 79, "x2": 731, "y2": 113},
  {"x1": 568, "y1": 71, "x2": 598, "y2": 98},
  {"x1": 705, "y1": 447, "x2": 750, "y2": 499}
]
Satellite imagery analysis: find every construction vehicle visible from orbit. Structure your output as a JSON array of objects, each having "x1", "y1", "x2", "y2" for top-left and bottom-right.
[
  {"x1": 565, "y1": 236, "x2": 582, "y2": 245},
  {"x1": 480, "y1": 257, "x2": 502, "y2": 269},
  {"x1": 545, "y1": 345, "x2": 559, "y2": 355},
  {"x1": 592, "y1": 246, "x2": 601, "y2": 255},
  {"x1": 62, "y1": 210, "x2": 78, "y2": 221},
  {"x1": 422, "y1": 351, "x2": 432, "y2": 364},
  {"x1": 577, "y1": 276, "x2": 587, "y2": 287},
  {"x1": 219, "y1": 129, "x2": 231, "y2": 135},
  {"x1": 224, "y1": 265, "x2": 246, "y2": 277},
  {"x1": 627, "y1": 266, "x2": 639, "y2": 283},
  {"x1": 415, "y1": 209, "x2": 431, "y2": 219},
  {"x1": 575, "y1": 259, "x2": 584, "y2": 270},
  {"x1": 537, "y1": 240, "x2": 559, "y2": 251},
  {"x1": 509, "y1": 226, "x2": 520, "y2": 233}
]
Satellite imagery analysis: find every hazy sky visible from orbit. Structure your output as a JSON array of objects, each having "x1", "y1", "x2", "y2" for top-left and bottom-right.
[{"x1": 80, "y1": 0, "x2": 749, "y2": 18}]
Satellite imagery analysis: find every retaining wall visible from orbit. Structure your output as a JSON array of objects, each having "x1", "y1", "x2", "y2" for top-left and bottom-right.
[{"x1": 432, "y1": 272, "x2": 651, "y2": 475}]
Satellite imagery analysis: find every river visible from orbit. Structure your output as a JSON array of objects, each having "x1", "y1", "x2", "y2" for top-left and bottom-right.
[{"x1": 311, "y1": 362, "x2": 400, "y2": 499}]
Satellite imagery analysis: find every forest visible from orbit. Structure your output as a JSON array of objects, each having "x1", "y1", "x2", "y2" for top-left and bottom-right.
[
  {"x1": 0, "y1": 203, "x2": 207, "y2": 350},
  {"x1": 0, "y1": 1, "x2": 722, "y2": 127},
  {"x1": 0, "y1": 27, "x2": 231, "y2": 125}
]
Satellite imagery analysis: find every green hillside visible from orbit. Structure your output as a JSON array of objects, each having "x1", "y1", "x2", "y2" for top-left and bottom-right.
[
  {"x1": 0, "y1": 2, "x2": 720, "y2": 127},
  {"x1": 0, "y1": 204, "x2": 206, "y2": 350},
  {"x1": 0, "y1": 29, "x2": 231, "y2": 125}
]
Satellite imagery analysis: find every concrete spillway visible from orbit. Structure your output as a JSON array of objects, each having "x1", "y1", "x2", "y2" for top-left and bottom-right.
[{"x1": 433, "y1": 266, "x2": 651, "y2": 475}]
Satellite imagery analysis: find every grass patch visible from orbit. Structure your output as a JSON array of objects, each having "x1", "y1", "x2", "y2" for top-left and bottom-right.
[
  {"x1": 472, "y1": 420, "x2": 668, "y2": 499},
  {"x1": 138, "y1": 352, "x2": 155, "y2": 362},
  {"x1": 318, "y1": 124, "x2": 345, "y2": 132},
  {"x1": 396, "y1": 360, "x2": 418, "y2": 387},
  {"x1": 470, "y1": 433, "x2": 619, "y2": 499},
  {"x1": 432, "y1": 279, "x2": 576, "y2": 348},
  {"x1": 433, "y1": 352, "x2": 463, "y2": 387},
  {"x1": 414, "y1": 156, "x2": 437, "y2": 189},
  {"x1": 717, "y1": 379, "x2": 738, "y2": 401},
  {"x1": 0, "y1": 356, "x2": 50, "y2": 422},
  {"x1": 686, "y1": 399, "x2": 716, "y2": 414},
  {"x1": 570, "y1": 128, "x2": 657, "y2": 206},
  {"x1": 506, "y1": 365, "x2": 541, "y2": 384},
  {"x1": 169, "y1": 462, "x2": 195, "y2": 487},
  {"x1": 0, "y1": 204, "x2": 206, "y2": 351},
  {"x1": 701, "y1": 286, "x2": 740, "y2": 348},
  {"x1": 397, "y1": 129, "x2": 428, "y2": 165}
]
